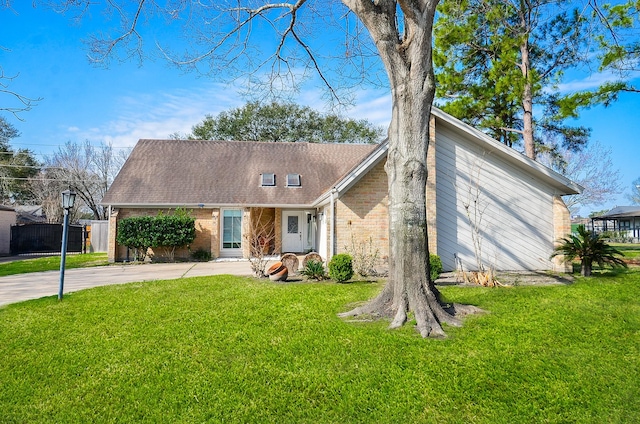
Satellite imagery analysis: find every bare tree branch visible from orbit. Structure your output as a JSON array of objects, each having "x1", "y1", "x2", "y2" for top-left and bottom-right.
[{"x1": 0, "y1": 66, "x2": 42, "y2": 120}]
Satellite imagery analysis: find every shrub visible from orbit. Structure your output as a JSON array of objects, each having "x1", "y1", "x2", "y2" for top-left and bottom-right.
[
  {"x1": 116, "y1": 216, "x2": 154, "y2": 261},
  {"x1": 301, "y1": 259, "x2": 326, "y2": 281},
  {"x1": 191, "y1": 248, "x2": 212, "y2": 262},
  {"x1": 430, "y1": 254, "x2": 443, "y2": 282},
  {"x1": 329, "y1": 253, "x2": 354, "y2": 283},
  {"x1": 116, "y1": 209, "x2": 196, "y2": 262},
  {"x1": 601, "y1": 231, "x2": 631, "y2": 243}
]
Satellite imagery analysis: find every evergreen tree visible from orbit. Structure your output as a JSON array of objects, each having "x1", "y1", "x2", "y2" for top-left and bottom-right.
[
  {"x1": 433, "y1": 0, "x2": 614, "y2": 160},
  {"x1": 589, "y1": 0, "x2": 640, "y2": 95},
  {"x1": 0, "y1": 116, "x2": 39, "y2": 204}
]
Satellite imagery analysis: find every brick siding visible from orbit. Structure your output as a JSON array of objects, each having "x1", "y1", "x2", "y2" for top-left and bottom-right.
[
  {"x1": 552, "y1": 196, "x2": 572, "y2": 272},
  {"x1": 108, "y1": 207, "x2": 217, "y2": 262},
  {"x1": 335, "y1": 160, "x2": 390, "y2": 261}
]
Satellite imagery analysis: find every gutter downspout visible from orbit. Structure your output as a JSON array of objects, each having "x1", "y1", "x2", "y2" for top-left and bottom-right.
[{"x1": 330, "y1": 188, "x2": 337, "y2": 258}]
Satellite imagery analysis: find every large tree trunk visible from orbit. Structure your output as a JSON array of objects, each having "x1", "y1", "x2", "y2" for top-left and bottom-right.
[
  {"x1": 340, "y1": 0, "x2": 482, "y2": 337},
  {"x1": 519, "y1": 21, "x2": 535, "y2": 159}
]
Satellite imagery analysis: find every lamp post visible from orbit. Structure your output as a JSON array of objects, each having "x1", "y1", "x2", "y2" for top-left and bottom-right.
[{"x1": 59, "y1": 189, "x2": 77, "y2": 300}]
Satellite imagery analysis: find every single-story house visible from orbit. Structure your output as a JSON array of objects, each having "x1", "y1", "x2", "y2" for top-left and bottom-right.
[
  {"x1": 0, "y1": 205, "x2": 16, "y2": 256},
  {"x1": 101, "y1": 108, "x2": 581, "y2": 272},
  {"x1": 591, "y1": 206, "x2": 640, "y2": 242}
]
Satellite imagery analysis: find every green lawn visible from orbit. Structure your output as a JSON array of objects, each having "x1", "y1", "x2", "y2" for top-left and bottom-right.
[
  {"x1": 611, "y1": 243, "x2": 640, "y2": 260},
  {"x1": 1, "y1": 269, "x2": 639, "y2": 423},
  {"x1": 0, "y1": 253, "x2": 109, "y2": 276}
]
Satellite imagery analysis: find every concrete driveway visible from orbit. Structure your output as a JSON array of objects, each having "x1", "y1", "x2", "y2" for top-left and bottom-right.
[{"x1": 0, "y1": 260, "x2": 257, "y2": 307}]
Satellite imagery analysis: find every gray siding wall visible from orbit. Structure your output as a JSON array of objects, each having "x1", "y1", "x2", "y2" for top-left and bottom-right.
[
  {"x1": 0, "y1": 211, "x2": 15, "y2": 256},
  {"x1": 435, "y1": 123, "x2": 555, "y2": 271}
]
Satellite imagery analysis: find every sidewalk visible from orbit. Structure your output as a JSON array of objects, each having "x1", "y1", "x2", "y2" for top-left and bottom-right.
[{"x1": 0, "y1": 260, "x2": 258, "y2": 307}]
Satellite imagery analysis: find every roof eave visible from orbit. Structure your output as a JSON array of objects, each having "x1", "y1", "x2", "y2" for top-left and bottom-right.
[
  {"x1": 431, "y1": 107, "x2": 584, "y2": 195},
  {"x1": 103, "y1": 202, "x2": 317, "y2": 209},
  {"x1": 312, "y1": 140, "x2": 389, "y2": 207}
]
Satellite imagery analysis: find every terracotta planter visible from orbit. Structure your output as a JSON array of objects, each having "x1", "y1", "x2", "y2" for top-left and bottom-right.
[
  {"x1": 269, "y1": 266, "x2": 288, "y2": 281},
  {"x1": 267, "y1": 261, "x2": 288, "y2": 281},
  {"x1": 267, "y1": 261, "x2": 284, "y2": 275}
]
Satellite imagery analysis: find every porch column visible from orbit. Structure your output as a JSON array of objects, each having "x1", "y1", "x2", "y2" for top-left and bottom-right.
[
  {"x1": 274, "y1": 208, "x2": 282, "y2": 254},
  {"x1": 211, "y1": 208, "x2": 220, "y2": 259},
  {"x1": 552, "y1": 196, "x2": 572, "y2": 273},
  {"x1": 242, "y1": 208, "x2": 251, "y2": 258},
  {"x1": 107, "y1": 207, "x2": 119, "y2": 263}
]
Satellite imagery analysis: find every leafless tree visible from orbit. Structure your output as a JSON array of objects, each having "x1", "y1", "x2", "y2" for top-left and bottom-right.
[
  {"x1": 27, "y1": 0, "x2": 483, "y2": 337},
  {"x1": 29, "y1": 170, "x2": 66, "y2": 223},
  {"x1": 457, "y1": 156, "x2": 503, "y2": 286},
  {"x1": 245, "y1": 208, "x2": 277, "y2": 278},
  {"x1": 0, "y1": 66, "x2": 41, "y2": 120},
  {"x1": 538, "y1": 141, "x2": 623, "y2": 215},
  {"x1": 628, "y1": 178, "x2": 640, "y2": 205},
  {"x1": 33, "y1": 140, "x2": 128, "y2": 221}
]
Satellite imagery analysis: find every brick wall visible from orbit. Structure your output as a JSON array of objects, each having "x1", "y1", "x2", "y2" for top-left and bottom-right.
[
  {"x1": 335, "y1": 160, "x2": 390, "y2": 261},
  {"x1": 245, "y1": 207, "x2": 277, "y2": 256},
  {"x1": 108, "y1": 207, "x2": 216, "y2": 262},
  {"x1": 552, "y1": 195, "x2": 572, "y2": 272}
]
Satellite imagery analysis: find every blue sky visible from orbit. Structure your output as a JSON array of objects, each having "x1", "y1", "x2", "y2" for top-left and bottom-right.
[{"x1": 1, "y1": 3, "x2": 638, "y2": 216}]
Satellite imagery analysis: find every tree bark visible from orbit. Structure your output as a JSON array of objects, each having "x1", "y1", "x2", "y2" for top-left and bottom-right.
[
  {"x1": 520, "y1": 38, "x2": 535, "y2": 160},
  {"x1": 582, "y1": 259, "x2": 592, "y2": 277},
  {"x1": 339, "y1": 0, "x2": 482, "y2": 337}
]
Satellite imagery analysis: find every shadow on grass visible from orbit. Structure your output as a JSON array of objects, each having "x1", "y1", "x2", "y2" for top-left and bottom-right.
[
  {"x1": 570, "y1": 261, "x2": 635, "y2": 279},
  {"x1": 588, "y1": 268, "x2": 633, "y2": 279},
  {"x1": 266, "y1": 277, "x2": 381, "y2": 285}
]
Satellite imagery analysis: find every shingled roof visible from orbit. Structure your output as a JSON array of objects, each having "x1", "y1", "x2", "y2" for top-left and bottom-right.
[
  {"x1": 599, "y1": 206, "x2": 640, "y2": 218},
  {"x1": 102, "y1": 140, "x2": 378, "y2": 207}
]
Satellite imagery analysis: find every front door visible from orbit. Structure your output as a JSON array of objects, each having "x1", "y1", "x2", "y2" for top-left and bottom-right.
[{"x1": 282, "y1": 211, "x2": 304, "y2": 253}]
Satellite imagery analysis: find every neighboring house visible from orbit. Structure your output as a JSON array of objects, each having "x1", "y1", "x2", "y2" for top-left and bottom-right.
[
  {"x1": 591, "y1": 206, "x2": 640, "y2": 242},
  {"x1": 0, "y1": 205, "x2": 16, "y2": 256},
  {"x1": 14, "y1": 205, "x2": 47, "y2": 225},
  {"x1": 101, "y1": 108, "x2": 581, "y2": 272}
]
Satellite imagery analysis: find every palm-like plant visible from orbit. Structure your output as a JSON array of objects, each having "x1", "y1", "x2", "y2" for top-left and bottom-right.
[{"x1": 552, "y1": 225, "x2": 627, "y2": 276}]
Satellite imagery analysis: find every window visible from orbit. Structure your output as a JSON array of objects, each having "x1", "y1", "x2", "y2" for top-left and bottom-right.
[
  {"x1": 222, "y1": 209, "x2": 242, "y2": 249},
  {"x1": 306, "y1": 213, "x2": 313, "y2": 247},
  {"x1": 287, "y1": 215, "x2": 299, "y2": 234},
  {"x1": 261, "y1": 173, "x2": 275, "y2": 186},
  {"x1": 286, "y1": 173, "x2": 301, "y2": 187}
]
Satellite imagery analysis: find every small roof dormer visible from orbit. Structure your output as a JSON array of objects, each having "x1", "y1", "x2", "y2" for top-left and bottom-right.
[
  {"x1": 286, "y1": 173, "x2": 301, "y2": 187},
  {"x1": 261, "y1": 173, "x2": 275, "y2": 187}
]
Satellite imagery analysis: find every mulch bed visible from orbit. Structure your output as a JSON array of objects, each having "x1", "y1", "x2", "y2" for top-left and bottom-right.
[{"x1": 436, "y1": 271, "x2": 574, "y2": 287}]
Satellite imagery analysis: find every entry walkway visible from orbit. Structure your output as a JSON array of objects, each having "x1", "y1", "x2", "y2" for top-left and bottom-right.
[{"x1": 0, "y1": 260, "x2": 257, "y2": 307}]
